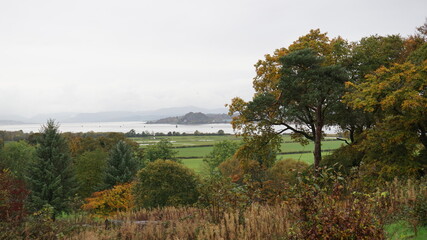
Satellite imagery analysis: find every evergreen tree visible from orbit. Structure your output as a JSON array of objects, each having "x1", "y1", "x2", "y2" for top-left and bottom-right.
[
  {"x1": 105, "y1": 140, "x2": 138, "y2": 188},
  {"x1": 27, "y1": 120, "x2": 76, "y2": 214}
]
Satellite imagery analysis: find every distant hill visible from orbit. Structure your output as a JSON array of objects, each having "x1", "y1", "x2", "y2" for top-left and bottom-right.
[
  {"x1": 0, "y1": 120, "x2": 26, "y2": 125},
  {"x1": 0, "y1": 106, "x2": 228, "y2": 124},
  {"x1": 147, "y1": 112, "x2": 232, "y2": 124}
]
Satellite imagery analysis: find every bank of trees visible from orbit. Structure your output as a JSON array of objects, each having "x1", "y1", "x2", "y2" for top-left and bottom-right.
[{"x1": 228, "y1": 22, "x2": 427, "y2": 182}]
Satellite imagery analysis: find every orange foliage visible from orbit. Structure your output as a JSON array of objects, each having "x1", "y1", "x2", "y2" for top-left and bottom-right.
[{"x1": 82, "y1": 183, "x2": 134, "y2": 217}]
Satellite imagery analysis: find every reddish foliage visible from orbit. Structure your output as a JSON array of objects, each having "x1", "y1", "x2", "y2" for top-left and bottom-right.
[{"x1": 0, "y1": 169, "x2": 29, "y2": 221}]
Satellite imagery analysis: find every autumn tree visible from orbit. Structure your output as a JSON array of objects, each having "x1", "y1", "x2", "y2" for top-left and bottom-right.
[
  {"x1": 332, "y1": 34, "x2": 409, "y2": 143},
  {"x1": 27, "y1": 120, "x2": 76, "y2": 214},
  {"x1": 230, "y1": 31, "x2": 349, "y2": 169},
  {"x1": 344, "y1": 60, "x2": 427, "y2": 178},
  {"x1": 104, "y1": 140, "x2": 138, "y2": 189},
  {"x1": 81, "y1": 183, "x2": 134, "y2": 217}
]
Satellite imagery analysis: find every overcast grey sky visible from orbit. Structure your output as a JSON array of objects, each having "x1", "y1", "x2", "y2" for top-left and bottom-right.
[{"x1": 1, "y1": 0, "x2": 426, "y2": 117}]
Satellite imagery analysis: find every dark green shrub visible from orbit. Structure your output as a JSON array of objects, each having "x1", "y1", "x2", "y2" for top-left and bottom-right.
[{"x1": 134, "y1": 160, "x2": 199, "y2": 208}]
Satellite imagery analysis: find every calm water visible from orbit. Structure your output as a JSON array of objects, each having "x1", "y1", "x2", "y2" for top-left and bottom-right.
[
  {"x1": 0, "y1": 121, "x2": 236, "y2": 134},
  {"x1": 0, "y1": 121, "x2": 339, "y2": 134}
]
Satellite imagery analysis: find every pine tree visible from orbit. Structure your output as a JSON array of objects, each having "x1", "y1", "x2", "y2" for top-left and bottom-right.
[
  {"x1": 27, "y1": 120, "x2": 76, "y2": 214},
  {"x1": 105, "y1": 140, "x2": 138, "y2": 188}
]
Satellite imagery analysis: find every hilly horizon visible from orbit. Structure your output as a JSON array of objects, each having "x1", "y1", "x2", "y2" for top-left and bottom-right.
[{"x1": 0, "y1": 106, "x2": 229, "y2": 124}]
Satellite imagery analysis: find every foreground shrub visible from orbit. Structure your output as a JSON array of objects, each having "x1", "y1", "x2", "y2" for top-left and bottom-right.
[
  {"x1": 197, "y1": 174, "x2": 250, "y2": 222},
  {"x1": 291, "y1": 167, "x2": 385, "y2": 239},
  {"x1": 82, "y1": 183, "x2": 134, "y2": 217},
  {"x1": 0, "y1": 169, "x2": 29, "y2": 222},
  {"x1": 1, "y1": 204, "x2": 88, "y2": 240},
  {"x1": 134, "y1": 160, "x2": 199, "y2": 208}
]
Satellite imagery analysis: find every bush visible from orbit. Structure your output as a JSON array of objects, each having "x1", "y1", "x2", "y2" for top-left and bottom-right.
[
  {"x1": 291, "y1": 167, "x2": 385, "y2": 239},
  {"x1": 134, "y1": 160, "x2": 199, "y2": 208},
  {"x1": 0, "y1": 169, "x2": 29, "y2": 222},
  {"x1": 197, "y1": 174, "x2": 250, "y2": 222},
  {"x1": 267, "y1": 158, "x2": 309, "y2": 185},
  {"x1": 82, "y1": 183, "x2": 134, "y2": 217}
]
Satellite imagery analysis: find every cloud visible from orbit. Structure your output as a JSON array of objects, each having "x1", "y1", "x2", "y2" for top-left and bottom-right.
[{"x1": 0, "y1": 0, "x2": 426, "y2": 116}]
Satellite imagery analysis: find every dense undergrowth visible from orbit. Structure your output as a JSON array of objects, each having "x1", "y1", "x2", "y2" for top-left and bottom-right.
[{"x1": 1, "y1": 168, "x2": 426, "y2": 240}]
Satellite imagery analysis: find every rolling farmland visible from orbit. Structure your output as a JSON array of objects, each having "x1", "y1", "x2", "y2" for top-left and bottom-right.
[{"x1": 131, "y1": 134, "x2": 344, "y2": 172}]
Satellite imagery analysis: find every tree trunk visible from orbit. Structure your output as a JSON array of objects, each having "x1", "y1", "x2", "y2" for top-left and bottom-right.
[
  {"x1": 313, "y1": 107, "x2": 323, "y2": 169},
  {"x1": 349, "y1": 126, "x2": 355, "y2": 143},
  {"x1": 313, "y1": 125, "x2": 322, "y2": 169}
]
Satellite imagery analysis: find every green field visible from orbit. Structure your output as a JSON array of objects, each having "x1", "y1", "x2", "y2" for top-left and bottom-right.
[
  {"x1": 133, "y1": 135, "x2": 344, "y2": 172},
  {"x1": 385, "y1": 221, "x2": 427, "y2": 240},
  {"x1": 130, "y1": 135, "x2": 240, "y2": 147}
]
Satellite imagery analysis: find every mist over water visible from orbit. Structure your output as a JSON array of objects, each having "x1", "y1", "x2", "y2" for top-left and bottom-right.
[
  {"x1": 0, "y1": 122, "x2": 236, "y2": 134},
  {"x1": 0, "y1": 121, "x2": 339, "y2": 134}
]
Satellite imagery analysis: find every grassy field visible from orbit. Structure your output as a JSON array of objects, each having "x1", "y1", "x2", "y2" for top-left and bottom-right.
[
  {"x1": 385, "y1": 221, "x2": 427, "y2": 240},
  {"x1": 133, "y1": 135, "x2": 344, "y2": 172},
  {"x1": 130, "y1": 135, "x2": 240, "y2": 147},
  {"x1": 181, "y1": 158, "x2": 205, "y2": 173}
]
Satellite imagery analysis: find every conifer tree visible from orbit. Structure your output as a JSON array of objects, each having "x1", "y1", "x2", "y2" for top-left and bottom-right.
[
  {"x1": 27, "y1": 120, "x2": 76, "y2": 214},
  {"x1": 105, "y1": 140, "x2": 138, "y2": 188}
]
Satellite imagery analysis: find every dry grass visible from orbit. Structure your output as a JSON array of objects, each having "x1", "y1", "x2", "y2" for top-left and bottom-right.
[{"x1": 69, "y1": 204, "x2": 297, "y2": 240}]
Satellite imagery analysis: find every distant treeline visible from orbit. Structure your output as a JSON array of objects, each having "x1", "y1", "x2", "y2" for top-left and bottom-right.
[
  {"x1": 0, "y1": 130, "x2": 30, "y2": 142},
  {"x1": 124, "y1": 129, "x2": 228, "y2": 137},
  {"x1": 0, "y1": 129, "x2": 231, "y2": 144}
]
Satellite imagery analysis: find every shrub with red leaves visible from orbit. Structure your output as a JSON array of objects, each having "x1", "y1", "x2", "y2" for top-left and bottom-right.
[{"x1": 0, "y1": 169, "x2": 29, "y2": 221}]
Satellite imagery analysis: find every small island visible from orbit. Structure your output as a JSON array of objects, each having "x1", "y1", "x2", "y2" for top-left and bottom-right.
[{"x1": 146, "y1": 112, "x2": 232, "y2": 124}]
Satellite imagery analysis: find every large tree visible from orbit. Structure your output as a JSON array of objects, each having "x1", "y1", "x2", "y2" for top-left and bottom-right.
[
  {"x1": 27, "y1": 120, "x2": 76, "y2": 214},
  {"x1": 230, "y1": 32, "x2": 349, "y2": 168}
]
